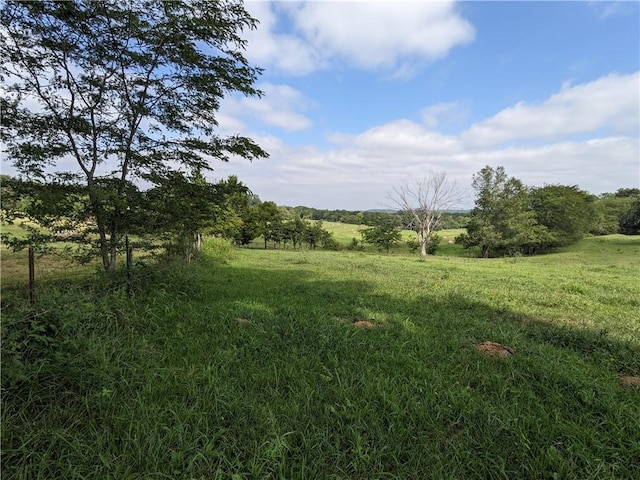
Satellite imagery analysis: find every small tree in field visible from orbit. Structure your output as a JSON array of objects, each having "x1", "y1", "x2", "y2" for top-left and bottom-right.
[
  {"x1": 361, "y1": 218, "x2": 402, "y2": 253},
  {"x1": 389, "y1": 172, "x2": 465, "y2": 256}
]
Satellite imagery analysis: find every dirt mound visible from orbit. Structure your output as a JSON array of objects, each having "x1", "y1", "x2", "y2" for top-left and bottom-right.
[
  {"x1": 335, "y1": 317, "x2": 386, "y2": 328},
  {"x1": 353, "y1": 320, "x2": 379, "y2": 328},
  {"x1": 618, "y1": 375, "x2": 640, "y2": 388},
  {"x1": 476, "y1": 341, "x2": 514, "y2": 357}
]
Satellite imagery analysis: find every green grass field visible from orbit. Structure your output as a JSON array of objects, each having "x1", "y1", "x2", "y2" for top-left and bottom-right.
[{"x1": 1, "y1": 231, "x2": 639, "y2": 479}]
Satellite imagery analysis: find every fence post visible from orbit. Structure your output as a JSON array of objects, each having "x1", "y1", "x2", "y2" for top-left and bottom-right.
[
  {"x1": 126, "y1": 235, "x2": 132, "y2": 297},
  {"x1": 28, "y1": 246, "x2": 35, "y2": 304}
]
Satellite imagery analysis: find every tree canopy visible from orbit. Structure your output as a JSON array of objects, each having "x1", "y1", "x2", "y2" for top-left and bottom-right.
[
  {"x1": 457, "y1": 166, "x2": 552, "y2": 257},
  {"x1": 1, "y1": 0, "x2": 267, "y2": 270},
  {"x1": 361, "y1": 217, "x2": 403, "y2": 253},
  {"x1": 530, "y1": 185, "x2": 598, "y2": 247}
]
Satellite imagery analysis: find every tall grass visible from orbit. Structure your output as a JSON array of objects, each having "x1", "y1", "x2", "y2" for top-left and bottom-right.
[{"x1": 1, "y1": 235, "x2": 639, "y2": 479}]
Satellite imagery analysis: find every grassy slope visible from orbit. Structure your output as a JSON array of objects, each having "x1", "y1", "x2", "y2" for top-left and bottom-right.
[{"x1": 1, "y1": 235, "x2": 639, "y2": 479}]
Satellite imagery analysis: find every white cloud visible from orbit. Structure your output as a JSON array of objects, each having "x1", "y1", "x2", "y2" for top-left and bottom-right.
[
  {"x1": 212, "y1": 132, "x2": 639, "y2": 210},
  {"x1": 462, "y1": 72, "x2": 640, "y2": 147},
  {"x1": 220, "y1": 82, "x2": 314, "y2": 132},
  {"x1": 243, "y1": 2, "x2": 323, "y2": 75},
  {"x1": 353, "y1": 119, "x2": 462, "y2": 157},
  {"x1": 211, "y1": 72, "x2": 640, "y2": 209},
  {"x1": 421, "y1": 101, "x2": 469, "y2": 129},
  {"x1": 244, "y1": 0, "x2": 475, "y2": 75}
]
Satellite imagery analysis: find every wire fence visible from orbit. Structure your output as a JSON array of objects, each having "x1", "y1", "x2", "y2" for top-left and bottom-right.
[{"x1": 0, "y1": 236, "x2": 203, "y2": 323}]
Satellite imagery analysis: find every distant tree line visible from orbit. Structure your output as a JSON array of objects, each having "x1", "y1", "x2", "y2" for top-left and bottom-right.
[
  {"x1": 2, "y1": 167, "x2": 637, "y2": 261},
  {"x1": 287, "y1": 206, "x2": 470, "y2": 230}
]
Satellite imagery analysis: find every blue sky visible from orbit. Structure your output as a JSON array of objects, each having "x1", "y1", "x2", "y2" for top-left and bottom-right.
[{"x1": 210, "y1": 0, "x2": 640, "y2": 210}]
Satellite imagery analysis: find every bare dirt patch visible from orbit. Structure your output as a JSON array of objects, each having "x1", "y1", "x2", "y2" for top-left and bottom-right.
[
  {"x1": 335, "y1": 317, "x2": 386, "y2": 329},
  {"x1": 618, "y1": 375, "x2": 640, "y2": 388},
  {"x1": 353, "y1": 320, "x2": 380, "y2": 328},
  {"x1": 476, "y1": 341, "x2": 515, "y2": 357}
]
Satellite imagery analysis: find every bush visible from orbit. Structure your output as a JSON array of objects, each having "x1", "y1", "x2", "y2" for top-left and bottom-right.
[
  {"x1": 426, "y1": 233, "x2": 441, "y2": 255},
  {"x1": 0, "y1": 283, "x2": 126, "y2": 393},
  {"x1": 321, "y1": 236, "x2": 343, "y2": 251},
  {"x1": 347, "y1": 237, "x2": 365, "y2": 251},
  {"x1": 406, "y1": 239, "x2": 420, "y2": 253},
  {"x1": 202, "y1": 236, "x2": 237, "y2": 263}
]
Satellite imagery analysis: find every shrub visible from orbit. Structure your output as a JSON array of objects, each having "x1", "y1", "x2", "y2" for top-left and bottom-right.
[
  {"x1": 202, "y1": 236, "x2": 237, "y2": 263},
  {"x1": 426, "y1": 233, "x2": 441, "y2": 255},
  {"x1": 347, "y1": 237, "x2": 365, "y2": 251},
  {"x1": 406, "y1": 239, "x2": 420, "y2": 253}
]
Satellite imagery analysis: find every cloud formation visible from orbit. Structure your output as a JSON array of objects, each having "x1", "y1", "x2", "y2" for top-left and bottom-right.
[
  {"x1": 221, "y1": 83, "x2": 314, "y2": 132},
  {"x1": 461, "y1": 72, "x2": 640, "y2": 147},
  {"x1": 244, "y1": 0, "x2": 475, "y2": 75},
  {"x1": 212, "y1": 72, "x2": 639, "y2": 209}
]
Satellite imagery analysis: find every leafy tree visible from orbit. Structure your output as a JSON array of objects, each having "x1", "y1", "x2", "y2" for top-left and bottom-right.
[
  {"x1": 304, "y1": 221, "x2": 326, "y2": 250},
  {"x1": 590, "y1": 195, "x2": 638, "y2": 235},
  {"x1": 139, "y1": 172, "x2": 225, "y2": 260},
  {"x1": 457, "y1": 166, "x2": 551, "y2": 257},
  {"x1": 251, "y1": 201, "x2": 283, "y2": 249},
  {"x1": 389, "y1": 172, "x2": 465, "y2": 256},
  {"x1": 619, "y1": 198, "x2": 640, "y2": 235},
  {"x1": 612, "y1": 188, "x2": 640, "y2": 198},
  {"x1": 0, "y1": 176, "x2": 92, "y2": 255},
  {"x1": 283, "y1": 217, "x2": 307, "y2": 249},
  {"x1": 530, "y1": 185, "x2": 598, "y2": 246},
  {"x1": 361, "y1": 219, "x2": 403, "y2": 253},
  {"x1": 211, "y1": 175, "x2": 259, "y2": 241},
  {"x1": 1, "y1": 0, "x2": 267, "y2": 271}
]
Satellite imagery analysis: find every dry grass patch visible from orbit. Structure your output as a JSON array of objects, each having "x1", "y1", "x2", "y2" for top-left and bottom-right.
[
  {"x1": 334, "y1": 316, "x2": 388, "y2": 329},
  {"x1": 618, "y1": 375, "x2": 640, "y2": 388},
  {"x1": 476, "y1": 341, "x2": 515, "y2": 357}
]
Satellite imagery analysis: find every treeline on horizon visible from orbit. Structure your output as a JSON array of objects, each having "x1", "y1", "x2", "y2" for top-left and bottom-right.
[
  {"x1": 284, "y1": 206, "x2": 470, "y2": 230},
  {"x1": 2, "y1": 168, "x2": 638, "y2": 260}
]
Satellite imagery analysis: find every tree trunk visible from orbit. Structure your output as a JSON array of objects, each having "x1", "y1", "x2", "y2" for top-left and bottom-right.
[
  {"x1": 98, "y1": 228, "x2": 110, "y2": 272},
  {"x1": 109, "y1": 238, "x2": 118, "y2": 271},
  {"x1": 419, "y1": 229, "x2": 428, "y2": 257}
]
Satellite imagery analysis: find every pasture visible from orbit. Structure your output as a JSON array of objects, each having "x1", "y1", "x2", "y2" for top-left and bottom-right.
[{"x1": 1, "y1": 232, "x2": 639, "y2": 479}]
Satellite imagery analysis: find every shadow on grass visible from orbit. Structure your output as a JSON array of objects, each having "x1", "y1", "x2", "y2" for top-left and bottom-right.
[
  {"x1": 3, "y1": 254, "x2": 639, "y2": 479},
  {"x1": 200, "y1": 260, "x2": 640, "y2": 375}
]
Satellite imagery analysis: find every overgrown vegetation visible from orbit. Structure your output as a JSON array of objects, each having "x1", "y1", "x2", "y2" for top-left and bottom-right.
[
  {"x1": 2, "y1": 234, "x2": 639, "y2": 479},
  {"x1": 1, "y1": 3, "x2": 638, "y2": 477},
  {"x1": 457, "y1": 166, "x2": 640, "y2": 257},
  {"x1": 0, "y1": 0, "x2": 267, "y2": 271}
]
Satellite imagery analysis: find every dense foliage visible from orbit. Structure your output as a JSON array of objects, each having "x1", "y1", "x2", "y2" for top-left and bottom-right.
[
  {"x1": 457, "y1": 166, "x2": 639, "y2": 257},
  {"x1": 457, "y1": 166, "x2": 552, "y2": 257},
  {"x1": 361, "y1": 217, "x2": 403, "y2": 253},
  {"x1": 0, "y1": 0, "x2": 267, "y2": 270}
]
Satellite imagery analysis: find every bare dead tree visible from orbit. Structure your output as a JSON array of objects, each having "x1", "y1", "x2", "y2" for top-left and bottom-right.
[{"x1": 389, "y1": 172, "x2": 466, "y2": 256}]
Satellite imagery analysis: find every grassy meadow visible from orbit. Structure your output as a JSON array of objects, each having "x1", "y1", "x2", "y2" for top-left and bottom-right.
[{"x1": 1, "y1": 228, "x2": 639, "y2": 479}]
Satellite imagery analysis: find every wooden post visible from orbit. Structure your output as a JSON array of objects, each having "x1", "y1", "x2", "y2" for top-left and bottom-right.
[
  {"x1": 28, "y1": 246, "x2": 35, "y2": 304},
  {"x1": 126, "y1": 235, "x2": 132, "y2": 296}
]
